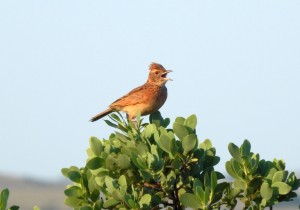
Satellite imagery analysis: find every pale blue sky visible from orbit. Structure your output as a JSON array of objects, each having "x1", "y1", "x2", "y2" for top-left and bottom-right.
[{"x1": 0, "y1": 1, "x2": 299, "y2": 181}]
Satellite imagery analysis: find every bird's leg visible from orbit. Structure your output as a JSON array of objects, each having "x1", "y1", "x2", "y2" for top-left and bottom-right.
[
  {"x1": 132, "y1": 120, "x2": 138, "y2": 129},
  {"x1": 127, "y1": 114, "x2": 138, "y2": 129}
]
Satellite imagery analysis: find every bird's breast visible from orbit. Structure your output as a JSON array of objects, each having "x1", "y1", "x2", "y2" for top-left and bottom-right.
[{"x1": 146, "y1": 85, "x2": 168, "y2": 114}]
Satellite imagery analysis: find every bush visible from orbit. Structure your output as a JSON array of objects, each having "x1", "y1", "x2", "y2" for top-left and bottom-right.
[{"x1": 62, "y1": 112, "x2": 300, "y2": 210}]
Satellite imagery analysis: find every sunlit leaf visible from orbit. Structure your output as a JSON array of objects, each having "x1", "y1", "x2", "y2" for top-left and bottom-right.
[{"x1": 180, "y1": 193, "x2": 201, "y2": 209}]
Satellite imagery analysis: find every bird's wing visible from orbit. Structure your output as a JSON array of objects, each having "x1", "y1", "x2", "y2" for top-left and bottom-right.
[{"x1": 110, "y1": 84, "x2": 155, "y2": 108}]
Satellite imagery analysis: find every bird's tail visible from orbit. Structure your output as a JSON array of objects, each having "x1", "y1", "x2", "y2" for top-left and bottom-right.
[{"x1": 90, "y1": 108, "x2": 113, "y2": 122}]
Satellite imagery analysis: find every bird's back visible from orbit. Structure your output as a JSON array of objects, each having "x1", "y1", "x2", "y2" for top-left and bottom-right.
[{"x1": 110, "y1": 83, "x2": 167, "y2": 116}]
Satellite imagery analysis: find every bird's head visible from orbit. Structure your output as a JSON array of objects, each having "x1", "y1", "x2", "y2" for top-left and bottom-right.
[{"x1": 147, "y1": 62, "x2": 172, "y2": 86}]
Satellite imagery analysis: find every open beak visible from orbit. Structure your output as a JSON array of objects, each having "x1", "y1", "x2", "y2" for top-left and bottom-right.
[{"x1": 162, "y1": 70, "x2": 173, "y2": 81}]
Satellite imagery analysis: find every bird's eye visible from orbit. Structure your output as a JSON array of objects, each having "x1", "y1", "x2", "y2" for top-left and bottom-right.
[{"x1": 155, "y1": 71, "x2": 159, "y2": 75}]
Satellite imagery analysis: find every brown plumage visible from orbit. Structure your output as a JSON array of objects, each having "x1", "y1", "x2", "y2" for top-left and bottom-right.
[{"x1": 90, "y1": 62, "x2": 172, "y2": 122}]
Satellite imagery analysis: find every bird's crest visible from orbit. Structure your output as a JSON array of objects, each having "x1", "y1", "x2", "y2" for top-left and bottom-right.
[{"x1": 149, "y1": 62, "x2": 165, "y2": 71}]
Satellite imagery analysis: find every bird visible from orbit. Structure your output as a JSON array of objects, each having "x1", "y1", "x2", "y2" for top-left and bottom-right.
[{"x1": 90, "y1": 62, "x2": 172, "y2": 122}]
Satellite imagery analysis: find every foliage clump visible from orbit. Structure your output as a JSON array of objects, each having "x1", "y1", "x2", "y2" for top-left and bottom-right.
[
  {"x1": 0, "y1": 188, "x2": 40, "y2": 210},
  {"x1": 0, "y1": 188, "x2": 19, "y2": 210},
  {"x1": 62, "y1": 112, "x2": 300, "y2": 210}
]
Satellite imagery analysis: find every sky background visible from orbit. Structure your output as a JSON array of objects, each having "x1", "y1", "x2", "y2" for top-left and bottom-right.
[{"x1": 0, "y1": 1, "x2": 300, "y2": 181}]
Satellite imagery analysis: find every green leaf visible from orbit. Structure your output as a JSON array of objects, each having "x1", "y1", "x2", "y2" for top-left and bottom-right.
[
  {"x1": 139, "y1": 194, "x2": 152, "y2": 207},
  {"x1": 175, "y1": 117, "x2": 185, "y2": 124},
  {"x1": 226, "y1": 161, "x2": 238, "y2": 179},
  {"x1": 260, "y1": 198, "x2": 267, "y2": 208},
  {"x1": 166, "y1": 171, "x2": 176, "y2": 188},
  {"x1": 287, "y1": 172, "x2": 300, "y2": 190},
  {"x1": 204, "y1": 172, "x2": 210, "y2": 189},
  {"x1": 180, "y1": 193, "x2": 201, "y2": 209},
  {"x1": 210, "y1": 171, "x2": 217, "y2": 192},
  {"x1": 272, "y1": 171, "x2": 288, "y2": 183},
  {"x1": 232, "y1": 160, "x2": 242, "y2": 178},
  {"x1": 182, "y1": 134, "x2": 197, "y2": 155},
  {"x1": 193, "y1": 178, "x2": 202, "y2": 191},
  {"x1": 273, "y1": 159, "x2": 286, "y2": 171},
  {"x1": 184, "y1": 114, "x2": 197, "y2": 130},
  {"x1": 105, "y1": 176, "x2": 117, "y2": 192},
  {"x1": 9, "y1": 206, "x2": 20, "y2": 210},
  {"x1": 61, "y1": 168, "x2": 69, "y2": 177},
  {"x1": 80, "y1": 206, "x2": 93, "y2": 210},
  {"x1": 170, "y1": 138, "x2": 178, "y2": 158},
  {"x1": 110, "y1": 113, "x2": 122, "y2": 122},
  {"x1": 149, "y1": 111, "x2": 164, "y2": 127},
  {"x1": 124, "y1": 194, "x2": 137, "y2": 208},
  {"x1": 103, "y1": 198, "x2": 119, "y2": 208},
  {"x1": 150, "y1": 144, "x2": 159, "y2": 157},
  {"x1": 139, "y1": 170, "x2": 152, "y2": 181},
  {"x1": 230, "y1": 188, "x2": 241, "y2": 198},
  {"x1": 213, "y1": 156, "x2": 220, "y2": 166},
  {"x1": 90, "y1": 189, "x2": 100, "y2": 202},
  {"x1": 89, "y1": 137, "x2": 103, "y2": 156},
  {"x1": 157, "y1": 134, "x2": 171, "y2": 153},
  {"x1": 163, "y1": 118, "x2": 170, "y2": 127},
  {"x1": 271, "y1": 182, "x2": 292, "y2": 195},
  {"x1": 195, "y1": 186, "x2": 205, "y2": 203},
  {"x1": 172, "y1": 155, "x2": 183, "y2": 170},
  {"x1": 173, "y1": 122, "x2": 189, "y2": 140},
  {"x1": 115, "y1": 131, "x2": 129, "y2": 142},
  {"x1": 33, "y1": 206, "x2": 40, "y2": 210},
  {"x1": 234, "y1": 179, "x2": 246, "y2": 190},
  {"x1": 212, "y1": 182, "x2": 228, "y2": 204},
  {"x1": 66, "y1": 170, "x2": 81, "y2": 183},
  {"x1": 199, "y1": 139, "x2": 213, "y2": 150},
  {"x1": 267, "y1": 168, "x2": 278, "y2": 180},
  {"x1": 104, "y1": 120, "x2": 119, "y2": 129},
  {"x1": 228, "y1": 143, "x2": 241, "y2": 161},
  {"x1": 112, "y1": 190, "x2": 123, "y2": 201},
  {"x1": 64, "y1": 197, "x2": 82, "y2": 208},
  {"x1": 215, "y1": 171, "x2": 225, "y2": 179},
  {"x1": 249, "y1": 153, "x2": 260, "y2": 175},
  {"x1": 131, "y1": 153, "x2": 147, "y2": 170},
  {"x1": 64, "y1": 186, "x2": 83, "y2": 197},
  {"x1": 157, "y1": 134, "x2": 177, "y2": 159},
  {"x1": 248, "y1": 177, "x2": 263, "y2": 192},
  {"x1": 204, "y1": 187, "x2": 210, "y2": 205},
  {"x1": 0, "y1": 188, "x2": 9, "y2": 210},
  {"x1": 93, "y1": 200, "x2": 103, "y2": 210},
  {"x1": 144, "y1": 124, "x2": 156, "y2": 139},
  {"x1": 240, "y1": 140, "x2": 251, "y2": 157},
  {"x1": 118, "y1": 175, "x2": 127, "y2": 187},
  {"x1": 261, "y1": 182, "x2": 273, "y2": 200},
  {"x1": 86, "y1": 157, "x2": 104, "y2": 170},
  {"x1": 117, "y1": 154, "x2": 131, "y2": 169}
]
